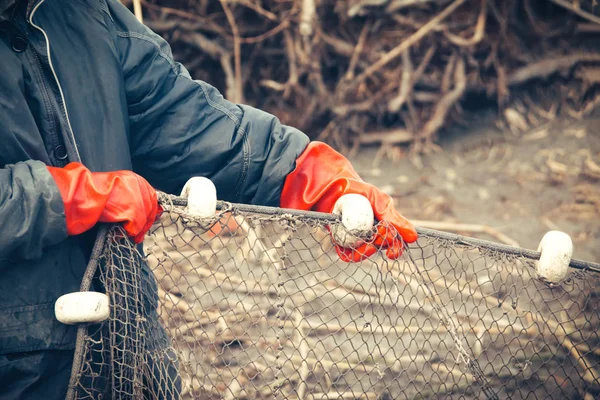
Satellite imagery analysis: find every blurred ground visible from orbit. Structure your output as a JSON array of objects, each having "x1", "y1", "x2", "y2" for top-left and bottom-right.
[{"x1": 350, "y1": 108, "x2": 600, "y2": 264}]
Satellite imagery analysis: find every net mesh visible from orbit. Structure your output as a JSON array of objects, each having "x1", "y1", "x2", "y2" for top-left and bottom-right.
[{"x1": 68, "y1": 199, "x2": 600, "y2": 399}]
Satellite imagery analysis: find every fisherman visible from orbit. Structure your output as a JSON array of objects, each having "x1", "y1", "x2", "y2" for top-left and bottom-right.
[{"x1": 0, "y1": 0, "x2": 417, "y2": 398}]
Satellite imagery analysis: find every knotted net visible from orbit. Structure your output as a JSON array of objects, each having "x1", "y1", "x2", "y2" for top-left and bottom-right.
[{"x1": 66, "y1": 196, "x2": 600, "y2": 399}]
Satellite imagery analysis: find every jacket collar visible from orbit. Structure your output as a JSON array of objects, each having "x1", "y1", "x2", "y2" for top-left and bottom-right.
[
  {"x1": 0, "y1": 0, "x2": 42, "y2": 23},
  {"x1": 0, "y1": 0, "x2": 18, "y2": 16},
  {"x1": 26, "y1": 0, "x2": 43, "y2": 20}
]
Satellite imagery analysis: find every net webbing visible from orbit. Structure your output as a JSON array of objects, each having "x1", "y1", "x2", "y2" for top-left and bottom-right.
[{"x1": 67, "y1": 198, "x2": 600, "y2": 399}]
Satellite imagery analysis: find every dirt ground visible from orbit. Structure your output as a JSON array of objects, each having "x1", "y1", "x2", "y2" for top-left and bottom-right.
[{"x1": 349, "y1": 108, "x2": 600, "y2": 265}]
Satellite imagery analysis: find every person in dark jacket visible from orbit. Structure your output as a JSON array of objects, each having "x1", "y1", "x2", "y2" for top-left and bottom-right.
[{"x1": 0, "y1": 0, "x2": 417, "y2": 398}]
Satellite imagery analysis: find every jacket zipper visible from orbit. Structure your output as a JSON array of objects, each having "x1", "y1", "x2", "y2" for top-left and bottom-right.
[
  {"x1": 29, "y1": 45, "x2": 66, "y2": 166},
  {"x1": 29, "y1": 0, "x2": 82, "y2": 163}
]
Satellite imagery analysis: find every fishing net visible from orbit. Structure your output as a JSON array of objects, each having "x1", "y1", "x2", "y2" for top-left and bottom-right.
[{"x1": 66, "y1": 196, "x2": 600, "y2": 400}]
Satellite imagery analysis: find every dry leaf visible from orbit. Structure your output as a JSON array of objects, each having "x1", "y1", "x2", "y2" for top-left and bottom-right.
[
  {"x1": 504, "y1": 108, "x2": 529, "y2": 134},
  {"x1": 522, "y1": 128, "x2": 549, "y2": 141},
  {"x1": 582, "y1": 157, "x2": 600, "y2": 181}
]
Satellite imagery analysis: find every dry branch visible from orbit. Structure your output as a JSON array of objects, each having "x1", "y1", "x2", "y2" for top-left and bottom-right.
[
  {"x1": 418, "y1": 56, "x2": 466, "y2": 145},
  {"x1": 548, "y1": 0, "x2": 600, "y2": 25},
  {"x1": 132, "y1": 0, "x2": 143, "y2": 23},
  {"x1": 507, "y1": 53, "x2": 600, "y2": 86},
  {"x1": 220, "y1": 0, "x2": 244, "y2": 104},
  {"x1": 353, "y1": 0, "x2": 467, "y2": 85},
  {"x1": 443, "y1": 0, "x2": 487, "y2": 47},
  {"x1": 136, "y1": 0, "x2": 600, "y2": 155}
]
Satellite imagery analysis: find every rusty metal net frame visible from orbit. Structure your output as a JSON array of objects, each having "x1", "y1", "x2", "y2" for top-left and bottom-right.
[{"x1": 66, "y1": 195, "x2": 600, "y2": 399}]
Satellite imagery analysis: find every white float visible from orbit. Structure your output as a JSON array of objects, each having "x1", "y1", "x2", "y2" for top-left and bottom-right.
[
  {"x1": 536, "y1": 230, "x2": 573, "y2": 283},
  {"x1": 180, "y1": 176, "x2": 217, "y2": 218},
  {"x1": 330, "y1": 193, "x2": 375, "y2": 248},
  {"x1": 55, "y1": 292, "x2": 110, "y2": 325}
]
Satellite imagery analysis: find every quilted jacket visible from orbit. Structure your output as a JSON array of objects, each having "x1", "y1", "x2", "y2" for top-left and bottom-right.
[{"x1": 0, "y1": 0, "x2": 309, "y2": 354}]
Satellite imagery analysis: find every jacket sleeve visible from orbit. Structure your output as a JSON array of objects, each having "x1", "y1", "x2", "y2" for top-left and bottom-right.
[
  {"x1": 0, "y1": 161, "x2": 67, "y2": 261},
  {"x1": 105, "y1": 0, "x2": 310, "y2": 206}
]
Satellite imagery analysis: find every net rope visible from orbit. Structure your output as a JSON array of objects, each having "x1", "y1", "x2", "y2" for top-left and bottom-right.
[{"x1": 67, "y1": 196, "x2": 600, "y2": 399}]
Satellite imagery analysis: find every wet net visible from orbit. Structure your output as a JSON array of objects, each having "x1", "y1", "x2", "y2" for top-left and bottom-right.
[{"x1": 67, "y1": 195, "x2": 600, "y2": 400}]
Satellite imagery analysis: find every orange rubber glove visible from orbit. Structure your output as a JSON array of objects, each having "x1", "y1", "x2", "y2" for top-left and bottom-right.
[
  {"x1": 281, "y1": 142, "x2": 417, "y2": 262},
  {"x1": 47, "y1": 162, "x2": 160, "y2": 244}
]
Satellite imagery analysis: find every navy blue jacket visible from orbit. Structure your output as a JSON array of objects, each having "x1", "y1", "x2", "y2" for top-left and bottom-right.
[{"x1": 0, "y1": 0, "x2": 309, "y2": 354}]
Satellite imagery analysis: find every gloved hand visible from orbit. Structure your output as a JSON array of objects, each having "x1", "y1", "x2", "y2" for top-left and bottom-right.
[
  {"x1": 280, "y1": 142, "x2": 417, "y2": 262},
  {"x1": 47, "y1": 162, "x2": 160, "y2": 243}
]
